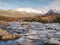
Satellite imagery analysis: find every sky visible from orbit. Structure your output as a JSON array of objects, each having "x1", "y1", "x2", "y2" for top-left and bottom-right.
[{"x1": 0, "y1": 0, "x2": 60, "y2": 12}]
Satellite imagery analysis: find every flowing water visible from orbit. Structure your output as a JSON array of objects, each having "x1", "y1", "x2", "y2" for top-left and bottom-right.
[{"x1": 0, "y1": 22, "x2": 60, "y2": 45}]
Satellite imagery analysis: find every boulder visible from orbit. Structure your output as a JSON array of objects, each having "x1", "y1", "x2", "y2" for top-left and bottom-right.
[{"x1": 0, "y1": 28, "x2": 20, "y2": 41}]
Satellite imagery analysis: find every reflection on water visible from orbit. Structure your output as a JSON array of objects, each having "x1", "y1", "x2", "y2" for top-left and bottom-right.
[
  {"x1": 0, "y1": 40, "x2": 18, "y2": 45},
  {"x1": 33, "y1": 39, "x2": 45, "y2": 45},
  {"x1": 0, "y1": 39, "x2": 45, "y2": 45}
]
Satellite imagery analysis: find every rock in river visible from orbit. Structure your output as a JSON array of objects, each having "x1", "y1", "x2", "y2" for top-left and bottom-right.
[{"x1": 0, "y1": 28, "x2": 20, "y2": 41}]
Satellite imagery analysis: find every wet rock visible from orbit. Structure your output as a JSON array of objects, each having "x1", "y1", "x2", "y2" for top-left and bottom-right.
[
  {"x1": 0, "y1": 28, "x2": 20, "y2": 41},
  {"x1": 17, "y1": 38, "x2": 34, "y2": 45},
  {"x1": 1, "y1": 34, "x2": 20, "y2": 40}
]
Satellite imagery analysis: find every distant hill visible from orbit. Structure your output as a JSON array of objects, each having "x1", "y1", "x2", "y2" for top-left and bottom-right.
[
  {"x1": 0, "y1": 9, "x2": 41, "y2": 21},
  {"x1": 0, "y1": 10, "x2": 41, "y2": 17},
  {"x1": 0, "y1": 9, "x2": 60, "y2": 22}
]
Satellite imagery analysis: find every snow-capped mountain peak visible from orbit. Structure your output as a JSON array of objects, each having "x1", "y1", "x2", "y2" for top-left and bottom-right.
[{"x1": 15, "y1": 8, "x2": 42, "y2": 14}]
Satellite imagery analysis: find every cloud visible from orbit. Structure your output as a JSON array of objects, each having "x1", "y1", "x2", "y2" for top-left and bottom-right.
[
  {"x1": 0, "y1": 2, "x2": 8, "y2": 7},
  {"x1": 15, "y1": 0, "x2": 60, "y2": 14},
  {"x1": 49, "y1": 0, "x2": 60, "y2": 10},
  {"x1": 0, "y1": 2, "x2": 5, "y2": 7},
  {"x1": 0, "y1": 0, "x2": 60, "y2": 14},
  {"x1": 39, "y1": 0, "x2": 60, "y2": 13}
]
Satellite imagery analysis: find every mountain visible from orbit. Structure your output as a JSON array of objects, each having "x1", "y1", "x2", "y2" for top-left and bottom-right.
[
  {"x1": 0, "y1": 9, "x2": 59, "y2": 18},
  {"x1": 0, "y1": 9, "x2": 60, "y2": 22},
  {"x1": 40, "y1": 10, "x2": 60, "y2": 22},
  {"x1": 15, "y1": 8, "x2": 42, "y2": 14},
  {"x1": 45, "y1": 9, "x2": 60, "y2": 15},
  {"x1": 0, "y1": 9, "x2": 42, "y2": 18},
  {"x1": 0, "y1": 9, "x2": 42, "y2": 21}
]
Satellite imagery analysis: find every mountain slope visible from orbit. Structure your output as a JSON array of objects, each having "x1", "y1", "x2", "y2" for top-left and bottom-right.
[
  {"x1": 15, "y1": 8, "x2": 42, "y2": 14},
  {"x1": 0, "y1": 9, "x2": 42, "y2": 17}
]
